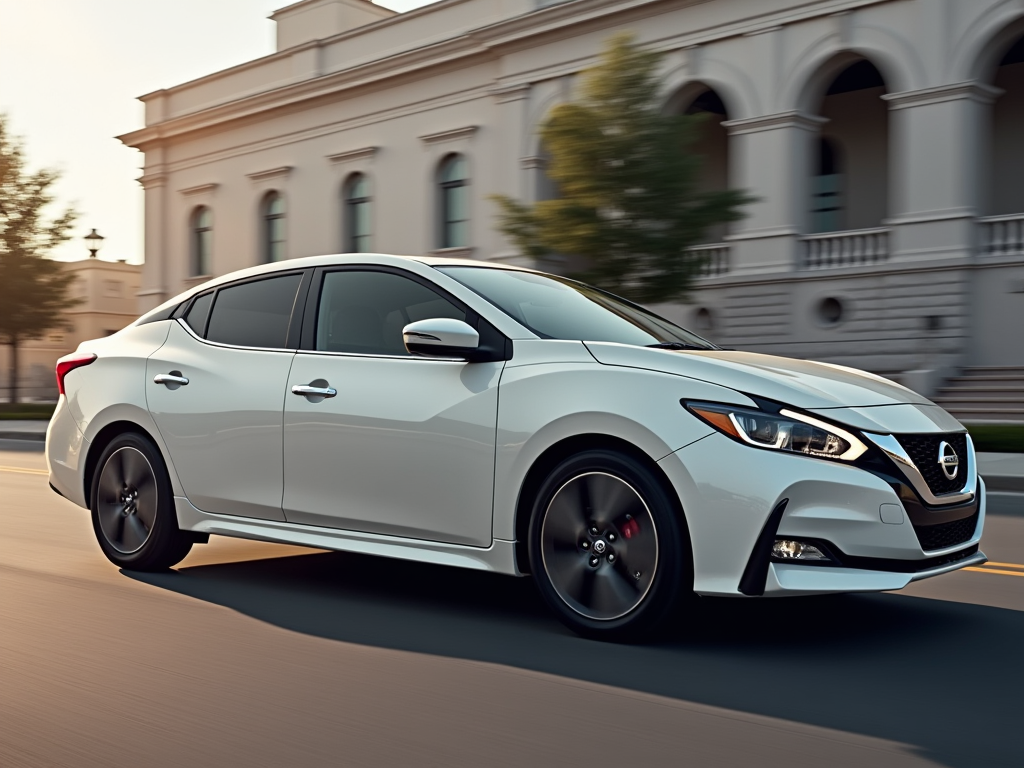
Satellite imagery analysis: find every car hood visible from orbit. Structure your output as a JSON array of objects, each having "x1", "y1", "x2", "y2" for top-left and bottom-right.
[{"x1": 583, "y1": 343, "x2": 934, "y2": 410}]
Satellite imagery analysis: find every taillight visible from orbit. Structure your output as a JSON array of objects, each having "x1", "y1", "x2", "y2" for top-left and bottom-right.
[{"x1": 56, "y1": 352, "x2": 97, "y2": 396}]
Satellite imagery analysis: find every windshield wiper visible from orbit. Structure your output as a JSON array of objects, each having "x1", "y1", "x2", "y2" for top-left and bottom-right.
[{"x1": 645, "y1": 342, "x2": 708, "y2": 351}]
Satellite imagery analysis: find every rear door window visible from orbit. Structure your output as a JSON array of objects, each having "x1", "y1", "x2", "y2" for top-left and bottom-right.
[
  {"x1": 206, "y1": 274, "x2": 303, "y2": 349},
  {"x1": 183, "y1": 292, "x2": 213, "y2": 336}
]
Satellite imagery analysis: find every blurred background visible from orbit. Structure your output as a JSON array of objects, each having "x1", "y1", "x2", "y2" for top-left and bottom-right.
[{"x1": 1, "y1": 0, "x2": 1022, "y2": 439}]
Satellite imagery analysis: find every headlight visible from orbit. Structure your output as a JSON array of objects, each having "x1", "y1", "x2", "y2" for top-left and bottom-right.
[{"x1": 684, "y1": 402, "x2": 868, "y2": 462}]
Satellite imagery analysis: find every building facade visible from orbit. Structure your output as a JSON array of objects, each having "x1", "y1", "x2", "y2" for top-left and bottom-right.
[
  {"x1": 119, "y1": 0, "x2": 1024, "y2": 390},
  {"x1": 2, "y1": 256, "x2": 142, "y2": 400}
]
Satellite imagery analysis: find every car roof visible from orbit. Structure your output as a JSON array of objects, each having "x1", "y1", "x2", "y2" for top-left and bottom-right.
[{"x1": 135, "y1": 253, "x2": 539, "y2": 326}]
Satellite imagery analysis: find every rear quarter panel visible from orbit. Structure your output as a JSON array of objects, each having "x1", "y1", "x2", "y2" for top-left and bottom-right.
[{"x1": 64, "y1": 321, "x2": 180, "y2": 500}]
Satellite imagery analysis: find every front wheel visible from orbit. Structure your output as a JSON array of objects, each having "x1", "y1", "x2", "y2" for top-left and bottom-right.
[
  {"x1": 90, "y1": 432, "x2": 193, "y2": 571},
  {"x1": 527, "y1": 449, "x2": 693, "y2": 641}
]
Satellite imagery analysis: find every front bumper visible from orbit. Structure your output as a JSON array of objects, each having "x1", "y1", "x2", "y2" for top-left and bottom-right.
[{"x1": 658, "y1": 432, "x2": 985, "y2": 597}]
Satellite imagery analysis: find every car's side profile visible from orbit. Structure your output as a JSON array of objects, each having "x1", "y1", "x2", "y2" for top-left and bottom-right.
[{"x1": 47, "y1": 254, "x2": 987, "y2": 640}]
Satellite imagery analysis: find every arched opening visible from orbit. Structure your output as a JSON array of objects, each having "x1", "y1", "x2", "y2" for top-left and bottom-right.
[
  {"x1": 261, "y1": 191, "x2": 286, "y2": 263},
  {"x1": 190, "y1": 206, "x2": 212, "y2": 277},
  {"x1": 989, "y1": 34, "x2": 1024, "y2": 216},
  {"x1": 680, "y1": 87, "x2": 730, "y2": 243},
  {"x1": 809, "y1": 59, "x2": 889, "y2": 233},
  {"x1": 343, "y1": 173, "x2": 371, "y2": 252}
]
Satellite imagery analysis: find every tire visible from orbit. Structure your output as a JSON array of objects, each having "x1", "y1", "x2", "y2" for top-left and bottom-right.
[
  {"x1": 90, "y1": 432, "x2": 193, "y2": 571},
  {"x1": 527, "y1": 449, "x2": 693, "y2": 641}
]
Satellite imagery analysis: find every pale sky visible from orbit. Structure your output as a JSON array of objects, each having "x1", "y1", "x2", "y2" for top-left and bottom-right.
[{"x1": 0, "y1": 0, "x2": 433, "y2": 264}]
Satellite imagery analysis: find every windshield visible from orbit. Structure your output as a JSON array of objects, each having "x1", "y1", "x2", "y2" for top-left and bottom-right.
[{"x1": 437, "y1": 266, "x2": 717, "y2": 349}]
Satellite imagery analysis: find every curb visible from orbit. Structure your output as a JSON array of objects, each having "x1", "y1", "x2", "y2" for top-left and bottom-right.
[
  {"x1": 985, "y1": 475, "x2": 1024, "y2": 494},
  {"x1": 0, "y1": 432, "x2": 46, "y2": 442}
]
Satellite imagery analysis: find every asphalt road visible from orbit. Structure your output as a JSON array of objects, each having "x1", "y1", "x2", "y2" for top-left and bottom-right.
[{"x1": 2, "y1": 443, "x2": 1022, "y2": 768}]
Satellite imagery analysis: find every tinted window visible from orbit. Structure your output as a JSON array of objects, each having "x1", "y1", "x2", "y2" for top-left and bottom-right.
[
  {"x1": 316, "y1": 270, "x2": 465, "y2": 355},
  {"x1": 206, "y1": 274, "x2": 302, "y2": 349},
  {"x1": 183, "y1": 292, "x2": 213, "y2": 336},
  {"x1": 438, "y1": 267, "x2": 715, "y2": 349}
]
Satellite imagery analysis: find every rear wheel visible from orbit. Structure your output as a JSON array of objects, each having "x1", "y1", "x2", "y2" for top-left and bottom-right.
[
  {"x1": 90, "y1": 432, "x2": 192, "y2": 571},
  {"x1": 528, "y1": 449, "x2": 692, "y2": 641}
]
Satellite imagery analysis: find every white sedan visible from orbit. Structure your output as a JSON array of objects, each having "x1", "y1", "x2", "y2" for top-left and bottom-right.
[{"x1": 46, "y1": 254, "x2": 987, "y2": 640}]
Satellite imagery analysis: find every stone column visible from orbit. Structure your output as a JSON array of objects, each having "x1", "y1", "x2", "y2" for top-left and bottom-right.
[
  {"x1": 883, "y1": 82, "x2": 1001, "y2": 263},
  {"x1": 722, "y1": 111, "x2": 827, "y2": 273}
]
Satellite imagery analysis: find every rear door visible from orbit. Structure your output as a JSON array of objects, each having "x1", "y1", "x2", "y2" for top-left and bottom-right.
[{"x1": 146, "y1": 271, "x2": 308, "y2": 521}]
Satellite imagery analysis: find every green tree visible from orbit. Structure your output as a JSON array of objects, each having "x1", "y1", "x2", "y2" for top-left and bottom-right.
[
  {"x1": 0, "y1": 115, "x2": 79, "y2": 403},
  {"x1": 493, "y1": 33, "x2": 753, "y2": 304}
]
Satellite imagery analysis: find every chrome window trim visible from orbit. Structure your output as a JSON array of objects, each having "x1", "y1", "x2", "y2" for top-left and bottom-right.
[
  {"x1": 176, "y1": 318, "x2": 296, "y2": 354},
  {"x1": 297, "y1": 348, "x2": 467, "y2": 363},
  {"x1": 865, "y1": 432, "x2": 977, "y2": 506},
  {"x1": 178, "y1": 319, "x2": 466, "y2": 363}
]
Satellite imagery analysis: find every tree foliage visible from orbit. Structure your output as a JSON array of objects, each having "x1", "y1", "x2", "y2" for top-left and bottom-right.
[
  {"x1": 493, "y1": 33, "x2": 754, "y2": 303},
  {"x1": 0, "y1": 114, "x2": 79, "y2": 402}
]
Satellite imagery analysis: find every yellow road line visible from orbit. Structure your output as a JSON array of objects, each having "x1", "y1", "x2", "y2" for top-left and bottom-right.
[
  {"x1": 983, "y1": 561, "x2": 1024, "y2": 570},
  {"x1": 965, "y1": 567, "x2": 1024, "y2": 578},
  {"x1": 0, "y1": 465, "x2": 48, "y2": 476}
]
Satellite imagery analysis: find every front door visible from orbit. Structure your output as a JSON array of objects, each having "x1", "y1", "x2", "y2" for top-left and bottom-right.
[
  {"x1": 282, "y1": 268, "x2": 503, "y2": 546},
  {"x1": 146, "y1": 272, "x2": 304, "y2": 521}
]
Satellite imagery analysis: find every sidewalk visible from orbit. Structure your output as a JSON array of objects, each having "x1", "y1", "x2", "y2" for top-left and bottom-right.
[{"x1": 2, "y1": 418, "x2": 1022, "y2": 492}]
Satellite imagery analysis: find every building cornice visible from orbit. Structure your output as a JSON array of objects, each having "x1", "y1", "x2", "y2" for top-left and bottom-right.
[
  {"x1": 118, "y1": 0, "x2": 891, "y2": 149},
  {"x1": 137, "y1": 172, "x2": 168, "y2": 189}
]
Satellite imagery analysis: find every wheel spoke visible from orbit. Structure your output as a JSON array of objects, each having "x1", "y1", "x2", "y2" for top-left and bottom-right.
[
  {"x1": 121, "y1": 514, "x2": 150, "y2": 553},
  {"x1": 120, "y1": 448, "x2": 149, "y2": 488},
  {"x1": 589, "y1": 474, "x2": 644, "y2": 526},
  {"x1": 588, "y1": 567, "x2": 642, "y2": 615}
]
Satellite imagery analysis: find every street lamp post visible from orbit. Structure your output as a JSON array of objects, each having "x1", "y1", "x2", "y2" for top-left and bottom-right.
[{"x1": 84, "y1": 228, "x2": 105, "y2": 259}]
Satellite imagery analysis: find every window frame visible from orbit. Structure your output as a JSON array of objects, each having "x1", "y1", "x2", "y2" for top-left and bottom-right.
[
  {"x1": 174, "y1": 269, "x2": 312, "y2": 353},
  {"x1": 261, "y1": 191, "x2": 287, "y2": 264},
  {"x1": 298, "y1": 265, "x2": 509, "y2": 362},
  {"x1": 190, "y1": 206, "x2": 213, "y2": 277},
  {"x1": 438, "y1": 154, "x2": 469, "y2": 249},
  {"x1": 343, "y1": 173, "x2": 372, "y2": 253}
]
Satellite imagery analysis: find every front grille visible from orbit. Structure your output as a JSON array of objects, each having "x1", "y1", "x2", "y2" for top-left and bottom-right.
[
  {"x1": 896, "y1": 433, "x2": 969, "y2": 496},
  {"x1": 914, "y1": 511, "x2": 979, "y2": 552}
]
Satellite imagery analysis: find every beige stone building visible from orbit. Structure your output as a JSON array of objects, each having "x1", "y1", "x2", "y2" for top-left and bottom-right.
[
  {"x1": 2, "y1": 255, "x2": 141, "y2": 400},
  {"x1": 118, "y1": 0, "x2": 1024, "y2": 417}
]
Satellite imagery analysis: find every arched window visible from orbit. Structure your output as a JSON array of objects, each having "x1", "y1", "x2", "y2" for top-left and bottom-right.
[
  {"x1": 344, "y1": 174, "x2": 372, "y2": 252},
  {"x1": 262, "y1": 192, "x2": 286, "y2": 263},
  {"x1": 438, "y1": 154, "x2": 468, "y2": 249},
  {"x1": 989, "y1": 34, "x2": 1024, "y2": 215},
  {"x1": 809, "y1": 58, "x2": 888, "y2": 232},
  {"x1": 190, "y1": 206, "x2": 212, "y2": 276}
]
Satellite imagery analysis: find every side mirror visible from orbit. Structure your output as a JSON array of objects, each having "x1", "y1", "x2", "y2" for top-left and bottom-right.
[{"x1": 403, "y1": 318, "x2": 480, "y2": 359}]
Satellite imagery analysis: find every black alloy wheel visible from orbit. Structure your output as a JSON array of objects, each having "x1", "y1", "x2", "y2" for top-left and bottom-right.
[
  {"x1": 528, "y1": 449, "x2": 693, "y2": 641},
  {"x1": 90, "y1": 432, "x2": 193, "y2": 571}
]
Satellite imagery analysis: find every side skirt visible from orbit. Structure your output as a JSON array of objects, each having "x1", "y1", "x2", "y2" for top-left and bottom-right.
[{"x1": 174, "y1": 496, "x2": 522, "y2": 575}]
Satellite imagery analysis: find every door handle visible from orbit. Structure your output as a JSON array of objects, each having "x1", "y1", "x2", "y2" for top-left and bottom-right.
[
  {"x1": 291, "y1": 384, "x2": 337, "y2": 398},
  {"x1": 154, "y1": 372, "x2": 189, "y2": 386}
]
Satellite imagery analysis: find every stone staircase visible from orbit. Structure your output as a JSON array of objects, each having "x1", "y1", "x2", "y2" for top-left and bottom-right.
[{"x1": 931, "y1": 367, "x2": 1024, "y2": 423}]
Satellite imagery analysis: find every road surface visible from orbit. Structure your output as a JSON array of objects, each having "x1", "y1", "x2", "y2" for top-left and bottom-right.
[{"x1": 1, "y1": 443, "x2": 1022, "y2": 767}]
